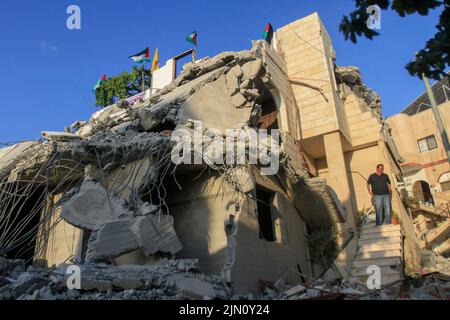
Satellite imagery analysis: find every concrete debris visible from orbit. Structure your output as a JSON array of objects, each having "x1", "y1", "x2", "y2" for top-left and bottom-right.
[
  {"x1": 86, "y1": 219, "x2": 139, "y2": 261},
  {"x1": 406, "y1": 273, "x2": 450, "y2": 300},
  {"x1": 0, "y1": 141, "x2": 40, "y2": 176},
  {"x1": 420, "y1": 250, "x2": 438, "y2": 270},
  {"x1": 0, "y1": 257, "x2": 230, "y2": 300},
  {"x1": 170, "y1": 277, "x2": 216, "y2": 299},
  {"x1": 85, "y1": 214, "x2": 182, "y2": 262},
  {"x1": 283, "y1": 284, "x2": 306, "y2": 297},
  {"x1": 0, "y1": 37, "x2": 400, "y2": 301},
  {"x1": 335, "y1": 66, "x2": 361, "y2": 85},
  {"x1": 71, "y1": 130, "x2": 171, "y2": 165},
  {"x1": 231, "y1": 92, "x2": 248, "y2": 108},
  {"x1": 335, "y1": 65, "x2": 382, "y2": 120},
  {"x1": 70, "y1": 120, "x2": 87, "y2": 130},
  {"x1": 253, "y1": 263, "x2": 450, "y2": 300},
  {"x1": 116, "y1": 99, "x2": 130, "y2": 109},
  {"x1": 61, "y1": 180, "x2": 132, "y2": 230},
  {"x1": 419, "y1": 250, "x2": 450, "y2": 276},
  {"x1": 41, "y1": 131, "x2": 82, "y2": 142},
  {"x1": 130, "y1": 214, "x2": 182, "y2": 257},
  {"x1": 241, "y1": 59, "x2": 262, "y2": 80}
]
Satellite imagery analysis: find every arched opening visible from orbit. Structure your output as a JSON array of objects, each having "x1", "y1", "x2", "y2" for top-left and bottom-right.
[
  {"x1": 438, "y1": 172, "x2": 450, "y2": 192},
  {"x1": 413, "y1": 180, "x2": 434, "y2": 205}
]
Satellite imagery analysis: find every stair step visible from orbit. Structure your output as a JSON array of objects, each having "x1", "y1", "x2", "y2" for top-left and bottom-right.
[
  {"x1": 359, "y1": 230, "x2": 402, "y2": 240},
  {"x1": 351, "y1": 265, "x2": 400, "y2": 277},
  {"x1": 361, "y1": 224, "x2": 401, "y2": 234},
  {"x1": 357, "y1": 249, "x2": 402, "y2": 260},
  {"x1": 362, "y1": 221, "x2": 399, "y2": 228},
  {"x1": 359, "y1": 242, "x2": 402, "y2": 253},
  {"x1": 348, "y1": 273, "x2": 401, "y2": 287},
  {"x1": 358, "y1": 236, "x2": 402, "y2": 246},
  {"x1": 352, "y1": 256, "x2": 402, "y2": 269}
]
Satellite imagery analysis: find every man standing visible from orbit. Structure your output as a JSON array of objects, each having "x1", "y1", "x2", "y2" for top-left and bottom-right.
[{"x1": 367, "y1": 164, "x2": 392, "y2": 226}]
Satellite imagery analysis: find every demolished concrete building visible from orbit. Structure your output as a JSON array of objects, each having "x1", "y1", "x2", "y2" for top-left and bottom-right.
[
  {"x1": 0, "y1": 13, "x2": 447, "y2": 299},
  {"x1": 1, "y1": 38, "x2": 331, "y2": 295}
]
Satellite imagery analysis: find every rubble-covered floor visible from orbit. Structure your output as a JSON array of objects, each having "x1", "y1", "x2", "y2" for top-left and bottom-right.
[{"x1": 1, "y1": 256, "x2": 449, "y2": 300}]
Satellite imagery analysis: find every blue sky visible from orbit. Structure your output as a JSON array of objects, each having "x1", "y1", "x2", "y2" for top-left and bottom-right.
[{"x1": 0, "y1": 0, "x2": 444, "y2": 142}]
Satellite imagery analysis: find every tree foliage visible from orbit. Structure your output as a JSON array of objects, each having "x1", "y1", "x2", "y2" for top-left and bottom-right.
[
  {"x1": 340, "y1": 0, "x2": 449, "y2": 80},
  {"x1": 95, "y1": 65, "x2": 152, "y2": 108}
]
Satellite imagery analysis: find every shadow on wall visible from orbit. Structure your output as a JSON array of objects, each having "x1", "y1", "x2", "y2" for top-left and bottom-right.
[
  {"x1": 288, "y1": 178, "x2": 341, "y2": 275},
  {"x1": 163, "y1": 169, "x2": 231, "y2": 275}
]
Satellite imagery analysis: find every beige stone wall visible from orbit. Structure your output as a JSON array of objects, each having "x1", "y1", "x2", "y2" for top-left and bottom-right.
[
  {"x1": 276, "y1": 13, "x2": 342, "y2": 140},
  {"x1": 263, "y1": 45, "x2": 301, "y2": 139},
  {"x1": 344, "y1": 94, "x2": 382, "y2": 147},
  {"x1": 387, "y1": 101, "x2": 450, "y2": 164},
  {"x1": 387, "y1": 101, "x2": 450, "y2": 205},
  {"x1": 36, "y1": 193, "x2": 83, "y2": 267},
  {"x1": 344, "y1": 145, "x2": 381, "y2": 212}
]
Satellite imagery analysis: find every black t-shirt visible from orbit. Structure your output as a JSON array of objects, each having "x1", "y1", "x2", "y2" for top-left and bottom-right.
[{"x1": 368, "y1": 173, "x2": 391, "y2": 195}]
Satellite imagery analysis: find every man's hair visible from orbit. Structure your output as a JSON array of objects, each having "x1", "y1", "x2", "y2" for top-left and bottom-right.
[{"x1": 376, "y1": 164, "x2": 384, "y2": 169}]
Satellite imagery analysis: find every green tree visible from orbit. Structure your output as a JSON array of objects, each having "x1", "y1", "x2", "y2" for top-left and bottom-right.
[
  {"x1": 340, "y1": 0, "x2": 449, "y2": 80},
  {"x1": 95, "y1": 65, "x2": 152, "y2": 108}
]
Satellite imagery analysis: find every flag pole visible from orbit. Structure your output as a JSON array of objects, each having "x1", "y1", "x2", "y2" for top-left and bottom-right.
[
  {"x1": 192, "y1": 44, "x2": 197, "y2": 62},
  {"x1": 142, "y1": 61, "x2": 146, "y2": 92},
  {"x1": 194, "y1": 42, "x2": 197, "y2": 61}
]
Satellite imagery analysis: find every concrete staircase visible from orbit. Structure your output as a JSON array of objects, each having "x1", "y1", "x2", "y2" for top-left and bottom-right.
[{"x1": 349, "y1": 213, "x2": 404, "y2": 288}]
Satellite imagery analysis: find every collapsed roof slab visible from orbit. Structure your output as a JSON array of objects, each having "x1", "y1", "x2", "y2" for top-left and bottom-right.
[{"x1": 60, "y1": 180, "x2": 133, "y2": 230}]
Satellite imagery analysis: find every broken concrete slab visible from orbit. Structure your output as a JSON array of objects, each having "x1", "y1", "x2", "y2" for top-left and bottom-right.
[
  {"x1": 90, "y1": 105, "x2": 122, "y2": 123},
  {"x1": 335, "y1": 66, "x2": 361, "y2": 85},
  {"x1": 131, "y1": 214, "x2": 182, "y2": 257},
  {"x1": 231, "y1": 92, "x2": 248, "y2": 108},
  {"x1": 61, "y1": 180, "x2": 132, "y2": 230},
  {"x1": 228, "y1": 64, "x2": 244, "y2": 79},
  {"x1": 76, "y1": 123, "x2": 94, "y2": 137},
  {"x1": 242, "y1": 60, "x2": 262, "y2": 80},
  {"x1": 283, "y1": 284, "x2": 306, "y2": 297},
  {"x1": 177, "y1": 75, "x2": 253, "y2": 131},
  {"x1": 70, "y1": 120, "x2": 87, "y2": 130},
  {"x1": 80, "y1": 278, "x2": 113, "y2": 291},
  {"x1": 225, "y1": 70, "x2": 239, "y2": 96},
  {"x1": 86, "y1": 219, "x2": 139, "y2": 261},
  {"x1": 0, "y1": 141, "x2": 39, "y2": 175},
  {"x1": 175, "y1": 277, "x2": 216, "y2": 299},
  {"x1": 41, "y1": 131, "x2": 82, "y2": 142},
  {"x1": 111, "y1": 121, "x2": 134, "y2": 134}
]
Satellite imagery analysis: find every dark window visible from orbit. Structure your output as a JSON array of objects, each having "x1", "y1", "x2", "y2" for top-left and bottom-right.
[
  {"x1": 256, "y1": 185, "x2": 275, "y2": 242},
  {"x1": 417, "y1": 135, "x2": 438, "y2": 153}
]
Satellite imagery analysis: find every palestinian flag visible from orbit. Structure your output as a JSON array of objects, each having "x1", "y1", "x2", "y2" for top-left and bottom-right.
[
  {"x1": 185, "y1": 31, "x2": 197, "y2": 46},
  {"x1": 263, "y1": 22, "x2": 273, "y2": 45},
  {"x1": 129, "y1": 47, "x2": 151, "y2": 64},
  {"x1": 92, "y1": 74, "x2": 106, "y2": 92}
]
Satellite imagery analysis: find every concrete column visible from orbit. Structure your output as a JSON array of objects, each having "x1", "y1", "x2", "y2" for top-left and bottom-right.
[
  {"x1": 323, "y1": 131, "x2": 359, "y2": 276},
  {"x1": 323, "y1": 131, "x2": 356, "y2": 228}
]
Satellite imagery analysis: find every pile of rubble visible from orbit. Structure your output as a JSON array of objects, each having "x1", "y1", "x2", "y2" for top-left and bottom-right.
[
  {"x1": 0, "y1": 257, "x2": 230, "y2": 300},
  {"x1": 257, "y1": 278, "x2": 368, "y2": 300},
  {"x1": 257, "y1": 272, "x2": 450, "y2": 300},
  {"x1": 2, "y1": 255, "x2": 449, "y2": 300},
  {"x1": 335, "y1": 66, "x2": 382, "y2": 120},
  {"x1": 406, "y1": 273, "x2": 450, "y2": 300}
]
